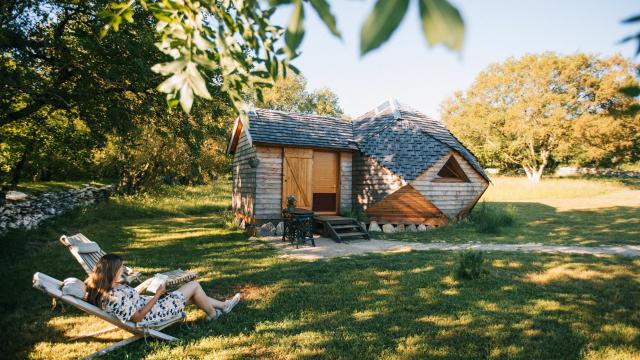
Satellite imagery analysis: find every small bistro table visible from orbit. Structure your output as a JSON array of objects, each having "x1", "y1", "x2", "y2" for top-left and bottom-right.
[{"x1": 281, "y1": 207, "x2": 315, "y2": 248}]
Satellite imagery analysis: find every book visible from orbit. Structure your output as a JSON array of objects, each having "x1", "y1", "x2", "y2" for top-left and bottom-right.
[
  {"x1": 147, "y1": 274, "x2": 169, "y2": 294},
  {"x1": 147, "y1": 269, "x2": 198, "y2": 294}
]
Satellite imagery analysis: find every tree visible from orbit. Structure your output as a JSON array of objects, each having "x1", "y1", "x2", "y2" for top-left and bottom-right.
[
  {"x1": 0, "y1": 0, "x2": 234, "y2": 189},
  {"x1": 98, "y1": 0, "x2": 466, "y2": 114},
  {"x1": 252, "y1": 74, "x2": 343, "y2": 117},
  {"x1": 310, "y1": 87, "x2": 343, "y2": 118},
  {"x1": 441, "y1": 53, "x2": 640, "y2": 183}
]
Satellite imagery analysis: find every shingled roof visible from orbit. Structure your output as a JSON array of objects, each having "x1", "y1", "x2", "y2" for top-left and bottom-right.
[
  {"x1": 246, "y1": 109, "x2": 357, "y2": 150},
  {"x1": 353, "y1": 100, "x2": 489, "y2": 181},
  {"x1": 229, "y1": 101, "x2": 489, "y2": 182}
]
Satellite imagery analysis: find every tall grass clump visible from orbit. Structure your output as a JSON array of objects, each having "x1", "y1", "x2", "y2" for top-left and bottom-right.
[
  {"x1": 340, "y1": 208, "x2": 364, "y2": 221},
  {"x1": 455, "y1": 250, "x2": 486, "y2": 280},
  {"x1": 470, "y1": 202, "x2": 515, "y2": 234}
]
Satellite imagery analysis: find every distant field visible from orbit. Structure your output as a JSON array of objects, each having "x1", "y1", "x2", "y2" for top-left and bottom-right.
[{"x1": 481, "y1": 176, "x2": 638, "y2": 202}]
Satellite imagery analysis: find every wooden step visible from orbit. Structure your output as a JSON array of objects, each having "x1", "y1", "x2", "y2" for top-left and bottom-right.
[
  {"x1": 314, "y1": 215, "x2": 370, "y2": 242},
  {"x1": 337, "y1": 232, "x2": 369, "y2": 238},
  {"x1": 332, "y1": 224, "x2": 359, "y2": 230}
]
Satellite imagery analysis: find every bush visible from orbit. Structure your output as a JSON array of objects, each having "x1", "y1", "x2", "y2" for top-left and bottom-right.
[
  {"x1": 469, "y1": 203, "x2": 515, "y2": 234},
  {"x1": 455, "y1": 250, "x2": 485, "y2": 280},
  {"x1": 340, "y1": 208, "x2": 364, "y2": 221}
]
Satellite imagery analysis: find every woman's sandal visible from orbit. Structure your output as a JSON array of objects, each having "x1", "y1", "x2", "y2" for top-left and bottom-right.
[
  {"x1": 206, "y1": 309, "x2": 223, "y2": 321},
  {"x1": 223, "y1": 293, "x2": 241, "y2": 314}
]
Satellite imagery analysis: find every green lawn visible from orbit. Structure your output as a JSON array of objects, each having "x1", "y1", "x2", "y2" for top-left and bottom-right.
[
  {"x1": 2, "y1": 179, "x2": 640, "y2": 359},
  {"x1": 379, "y1": 176, "x2": 640, "y2": 246}
]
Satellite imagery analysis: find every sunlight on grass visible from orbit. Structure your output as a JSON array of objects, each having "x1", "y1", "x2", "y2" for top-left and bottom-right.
[
  {"x1": 3, "y1": 179, "x2": 640, "y2": 359},
  {"x1": 15, "y1": 180, "x2": 107, "y2": 193},
  {"x1": 481, "y1": 176, "x2": 632, "y2": 202},
  {"x1": 524, "y1": 263, "x2": 626, "y2": 285}
]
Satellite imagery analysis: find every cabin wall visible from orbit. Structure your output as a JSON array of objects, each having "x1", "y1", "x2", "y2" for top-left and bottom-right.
[
  {"x1": 352, "y1": 152, "x2": 406, "y2": 214},
  {"x1": 364, "y1": 185, "x2": 446, "y2": 225},
  {"x1": 410, "y1": 152, "x2": 488, "y2": 218},
  {"x1": 232, "y1": 131, "x2": 256, "y2": 222},
  {"x1": 255, "y1": 146, "x2": 283, "y2": 221},
  {"x1": 339, "y1": 152, "x2": 353, "y2": 211}
]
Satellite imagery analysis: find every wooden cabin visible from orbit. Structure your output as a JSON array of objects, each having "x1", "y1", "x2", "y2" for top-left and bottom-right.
[{"x1": 227, "y1": 100, "x2": 490, "y2": 227}]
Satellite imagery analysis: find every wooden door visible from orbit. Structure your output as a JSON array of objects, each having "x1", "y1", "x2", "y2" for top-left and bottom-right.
[
  {"x1": 282, "y1": 148, "x2": 313, "y2": 210},
  {"x1": 312, "y1": 151, "x2": 339, "y2": 213}
]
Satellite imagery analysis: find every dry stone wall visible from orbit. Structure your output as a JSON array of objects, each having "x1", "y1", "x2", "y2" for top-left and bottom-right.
[{"x1": 0, "y1": 185, "x2": 113, "y2": 234}]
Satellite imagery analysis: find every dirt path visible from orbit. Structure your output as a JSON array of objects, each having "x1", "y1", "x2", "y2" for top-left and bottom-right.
[{"x1": 259, "y1": 236, "x2": 640, "y2": 260}]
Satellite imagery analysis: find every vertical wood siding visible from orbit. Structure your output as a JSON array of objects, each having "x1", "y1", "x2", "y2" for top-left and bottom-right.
[
  {"x1": 232, "y1": 131, "x2": 256, "y2": 222},
  {"x1": 410, "y1": 152, "x2": 488, "y2": 218},
  {"x1": 339, "y1": 152, "x2": 353, "y2": 211},
  {"x1": 255, "y1": 146, "x2": 283, "y2": 220}
]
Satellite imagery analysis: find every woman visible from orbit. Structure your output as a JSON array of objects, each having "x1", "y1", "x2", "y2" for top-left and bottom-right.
[{"x1": 85, "y1": 253, "x2": 240, "y2": 324}]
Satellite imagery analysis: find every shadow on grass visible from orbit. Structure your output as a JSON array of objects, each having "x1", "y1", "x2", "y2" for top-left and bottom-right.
[
  {"x1": 382, "y1": 202, "x2": 640, "y2": 247},
  {"x1": 4, "y1": 193, "x2": 640, "y2": 359}
]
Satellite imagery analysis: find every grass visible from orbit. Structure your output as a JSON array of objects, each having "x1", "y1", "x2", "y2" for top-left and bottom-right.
[
  {"x1": 379, "y1": 176, "x2": 640, "y2": 246},
  {"x1": 481, "y1": 176, "x2": 639, "y2": 201},
  {"x1": 2, "y1": 178, "x2": 640, "y2": 359},
  {"x1": 12, "y1": 180, "x2": 109, "y2": 194}
]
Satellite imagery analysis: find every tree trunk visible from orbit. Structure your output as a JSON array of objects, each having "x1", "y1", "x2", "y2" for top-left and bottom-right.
[
  {"x1": 523, "y1": 165, "x2": 543, "y2": 183},
  {"x1": 10, "y1": 144, "x2": 33, "y2": 188},
  {"x1": 522, "y1": 150, "x2": 549, "y2": 184}
]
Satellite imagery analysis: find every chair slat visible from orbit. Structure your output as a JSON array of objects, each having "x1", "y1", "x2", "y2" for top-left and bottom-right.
[{"x1": 81, "y1": 254, "x2": 98, "y2": 273}]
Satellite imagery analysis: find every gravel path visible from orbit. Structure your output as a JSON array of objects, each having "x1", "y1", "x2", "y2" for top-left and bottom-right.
[{"x1": 259, "y1": 236, "x2": 640, "y2": 260}]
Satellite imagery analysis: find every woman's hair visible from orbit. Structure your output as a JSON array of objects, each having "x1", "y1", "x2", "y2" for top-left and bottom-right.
[{"x1": 85, "y1": 253, "x2": 123, "y2": 306}]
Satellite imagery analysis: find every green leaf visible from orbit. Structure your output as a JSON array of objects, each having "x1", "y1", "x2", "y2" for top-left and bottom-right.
[
  {"x1": 619, "y1": 86, "x2": 640, "y2": 97},
  {"x1": 268, "y1": 0, "x2": 294, "y2": 5},
  {"x1": 418, "y1": 0, "x2": 465, "y2": 51},
  {"x1": 179, "y1": 83, "x2": 194, "y2": 113},
  {"x1": 111, "y1": 15, "x2": 123, "y2": 31},
  {"x1": 622, "y1": 14, "x2": 640, "y2": 24},
  {"x1": 360, "y1": 0, "x2": 410, "y2": 56},
  {"x1": 288, "y1": 62, "x2": 301, "y2": 75},
  {"x1": 185, "y1": 62, "x2": 212, "y2": 99},
  {"x1": 167, "y1": 98, "x2": 180, "y2": 108},
  {"x1": 310, "y1": 0, "x2": 341, "y2": 38},
  {"x1": 285, "y1": 0, "x2": 305, "y2": 56},
  {"x1": 122, "y1": 9, "x2": 134, "y2": 23}
]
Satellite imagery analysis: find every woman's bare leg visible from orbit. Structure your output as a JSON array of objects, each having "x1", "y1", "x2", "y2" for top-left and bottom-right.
[{"x1": 177, "y1": 281, "x2": 226, "y2": 316}]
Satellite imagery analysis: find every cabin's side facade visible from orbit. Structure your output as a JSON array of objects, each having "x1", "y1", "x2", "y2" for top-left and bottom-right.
[
  {"x1": 410, "y1": 152, "x2": 488, "y2": 219},
  {"x1": 353, "y1": 150, "x2": 487, "y2": 225},
  {"x1": 231, "y1": 130, "x2": 256, "y2": 224}
]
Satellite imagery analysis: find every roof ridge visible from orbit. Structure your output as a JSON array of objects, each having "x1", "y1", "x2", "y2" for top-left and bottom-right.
[{"x1": 254, "y1": 107, "x2": 345, "y2": 121}]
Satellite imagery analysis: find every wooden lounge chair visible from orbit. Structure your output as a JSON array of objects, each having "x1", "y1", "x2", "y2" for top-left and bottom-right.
[
  {"x1": 59, "y1": 233, "x2": 141, "y2": 284},
  {"x1": 33, "y1": 272, "x2": 183, "y2": 360}
]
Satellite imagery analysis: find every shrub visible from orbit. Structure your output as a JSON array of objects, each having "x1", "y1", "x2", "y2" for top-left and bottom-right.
[
  {"x1": 469, "y1": 203, "x2": 515, "y2": 234},
  {"x1": 455, "y1": 250, "x2": 485, "y2": 280},
  {"x1": 340, "y1": 208, "x2": 364, "y2": 221},
  {"x1": 222, "y1": 210, "x2": 238, "y2": 230}
]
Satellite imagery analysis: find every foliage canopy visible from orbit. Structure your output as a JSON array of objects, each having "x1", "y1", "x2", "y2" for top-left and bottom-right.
[{"x1": 442, "y1": 53, "x2": 640, "y2": 182}]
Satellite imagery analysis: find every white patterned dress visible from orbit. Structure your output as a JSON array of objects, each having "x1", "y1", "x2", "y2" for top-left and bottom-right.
[{"x1": 101, "y1": 284, "x2": 187, "y2": 326}]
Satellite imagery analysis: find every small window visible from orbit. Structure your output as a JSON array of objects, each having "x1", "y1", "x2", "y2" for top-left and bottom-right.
[{"x1": 433, "y1": 156, "x2": 469, "y2": 182}]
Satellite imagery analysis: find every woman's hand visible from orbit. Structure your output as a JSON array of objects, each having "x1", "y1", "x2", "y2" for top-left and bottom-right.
[
  {"x1": 130, "y1": 283, "x2": 166, "y2": 323},
  {"x1": 154, "y1": 282, "x2": 167, "y2": 297}
]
